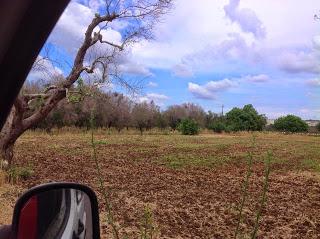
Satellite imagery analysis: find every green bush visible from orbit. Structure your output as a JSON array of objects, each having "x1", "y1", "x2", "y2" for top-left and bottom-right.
[
  {"x1": 224, "y1": 125, "x2": 233, "y2": 133},
  {"x1": 317, "y1": 122, "x2": 320, "y2": 132},
  {"x1": 7, "y1": 165, "x2": 34, "y2": 184},
  {"x1": 273, "y1": 115, "x2": 308, "y2": 133},
  {"x1": 178, "y1": 118, "x2": 200, "y2": 135},
  {"x1": 225, "y1": 104, "x2": 266, "y2": 131},
  {"x1": 208, "y1": 121, "x2": 226, "y2": 133}
]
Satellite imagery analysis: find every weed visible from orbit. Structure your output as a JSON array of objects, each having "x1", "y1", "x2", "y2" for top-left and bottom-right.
[
  {"x1": 6, "y1": 165, "x2": 34, "y2": 184},
  {"x1": 234, "y1": 136, "x2": 255, "y2": 238},
  {"x1": 90, "y1": 112, "x2": 120, "y2": 239},
  {"x1": 251, "y1": 151, "x2": 272, "y2": 238},
  {"x1": 301, "y1": 159, "x2": 320, "y2": 173},
  {"x1": 234, "y1": 135, "x2": 272, "y2": 239},
  {"x1": 162, "y1": 153, "x2": 233, "y2": 169},
  {"x1": 140, "y1": 205, "x2": 158, "y2": 239},
  {"x1": 94, "y1": 140, "x2": 108, "y2": 145}
]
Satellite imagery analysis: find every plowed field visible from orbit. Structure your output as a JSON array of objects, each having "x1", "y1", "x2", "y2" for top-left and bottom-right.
[{"x1": 1, "y1": 130, "x2": 320, "y2": 238}]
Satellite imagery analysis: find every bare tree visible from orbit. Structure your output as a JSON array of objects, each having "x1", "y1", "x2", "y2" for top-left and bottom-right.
[
  {"x1": 164, "y1": 105, "x2": 187, "y2": 130},
  {"x1": 131, "y1": 101, "x2": 159, "y2": 135},
  {"x1": 163, "y1": 103, "x2": 206, "y2": 130},
  {"x1": 0, "y1": 0, "x2": 173, "y2": 166},
  {"x1": 112, "y1": 93, "x2": 132, "y2": 132},
  {"x1": 181, "y1": 103, "x2": 206, "y2": 127}
]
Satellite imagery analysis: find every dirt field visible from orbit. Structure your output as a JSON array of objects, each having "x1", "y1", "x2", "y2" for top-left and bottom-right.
[{"x1": 1, "y1": 130, "x2": 320, "y2": 238}]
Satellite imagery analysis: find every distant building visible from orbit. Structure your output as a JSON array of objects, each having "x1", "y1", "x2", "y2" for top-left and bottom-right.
[
  {"x1": 266, "y1": 119, "x2": 319, "y2": 127},
  {"x1": 305, "y1": 120, "x2": 320, "y2": 127},
  {"x1": 266, "y1": 119, "x2": 275, "y2": 125}
]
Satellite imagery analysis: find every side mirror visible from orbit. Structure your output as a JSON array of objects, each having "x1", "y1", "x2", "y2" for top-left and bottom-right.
[{"x1": 11, "y1": 183, "x2": 100, "y2": 239}]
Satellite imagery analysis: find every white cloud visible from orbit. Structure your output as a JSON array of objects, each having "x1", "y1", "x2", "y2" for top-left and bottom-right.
[
  {"x1": 138, "y1": 93, "x2": 169, "y2": 105},
  {"x1": 48, "y1": 2, "x2": 93, "y2": 55},
  {"x1": 172, "y1": 63, "x2": 194, "y2": 78},
  {"x1": 245, "y1": 74, "x2": 269, "y2": 83},
  {"x1": 48, "y1": 1, "x2": 155, "y2": 78},
  {"x1": 99, "y1": 28, "x2": 122, "y2": 45},
  {"x1": 182, "y1": 33, "x2": 256, "y2": 73},
  {"x1": 205, "y1": 79, "x2": 237, "y2": 91},
  {"x1": 188, "y1": 83, "x2": 216, "y2": 100},
  {"x1": 88, "y1": 0, "x2": 104, "y2": 12},
  {"x1": 48, "y1": 0, "x2": 320, "y2": 81},
  {"x1": 224, "y1": 0, "x2": 266, "y2": 39},
  {"x1": 306, "y1": 78, "x2": 320, "y2": 87},
  {"x1": 130, "y1": 0, "x2": 232, "y2": 70},
  {"x1": 48, "y1": 2, "x2": 122, "y2": 57},
  {"x1": 129, "y1": 0, "x2": 320, "y2": 77},
  {"x1": 188, "y1": 79, "x2": 237, "y2": 100},
  {"x1": 300, "y1": 108, "x2": 320, "y2": 113},
  {"x1": 146, "y1": 93, "x2": 169, "y2": 101},
  {"x1": 238, "y1": 0, "x2": 319, "y2": 50},
  {"x1": 147, "y1": 81, "x2": 158, "y2": 87},
  {"x1": 118, "y1": 62, "x2": 153, "y2": 76},
  {"x1": 313, "y1": 35, "x2": 320, "y2": 49},
  {"x1": 27, "y1": 56, "x2": 63, "y2": 82},
  {"x1": 255, "y1": 106, "x2": 298, "y2": 119},
  {"x1": 278, "y1": 50, "x2": 320, "y2": 74},
  {"x1": 187, "y1": 74, "x2": 267, "y2": 100},
  {"x1": 78, "y1": 0, "x2": 103, "y2": 10}
]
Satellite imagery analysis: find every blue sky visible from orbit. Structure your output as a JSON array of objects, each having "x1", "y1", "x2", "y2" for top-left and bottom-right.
[{"x1": 29, "y1": 0, "x2": 320, "y2": 119}]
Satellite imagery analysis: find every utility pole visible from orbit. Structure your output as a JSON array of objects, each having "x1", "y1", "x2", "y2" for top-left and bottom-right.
[{"x1": 221, "y1": 104, "x2": 224, "y2": 116}]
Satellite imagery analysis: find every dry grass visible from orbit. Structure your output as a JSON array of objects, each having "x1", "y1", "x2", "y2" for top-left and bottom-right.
[{"x1": 0, "y1": 183, "x2": 24, "y2": 225}]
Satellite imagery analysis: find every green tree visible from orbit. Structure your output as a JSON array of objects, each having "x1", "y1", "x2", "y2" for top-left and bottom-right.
[
  {"x1": 273, "y1": 115, "x2": 308, "y2": 133},
  {"x1": 178, "y1": 118, "x2": 200, "y2": 135},
  {"x1": 208, "y1": 120, "x2": 226, "y2": 133},
  {"x1": 317, "y1": 122, "x2": 320, "y2": 132},
  {"x1": 205, "y1": 110, "x2": 219, "y2": 128},
  {"x1": 225, "y1": 104, "x2": 266, "y2": 131}
]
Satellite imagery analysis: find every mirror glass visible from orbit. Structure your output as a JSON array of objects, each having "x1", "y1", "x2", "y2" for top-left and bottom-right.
[{"x1": 16, "y1": 188, "x2": 93, "y2": 239}]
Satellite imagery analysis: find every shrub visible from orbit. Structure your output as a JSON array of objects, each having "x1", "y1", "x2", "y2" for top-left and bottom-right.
[
  {"x1": 224, "y1": 125, "x2": 233, "y2": 133},
  {"x1": 225, "y1": 104, "x2": 266, "y2": 131},
  {"x1": 178, "y1": 118, "x2": 200, "y2": 135},
  {"x1": 208, "y1": 121, "x2": 226, "y2": 133},
  {"x1": 317, "y1": 122, "x2": 320, "y2": 132},
  {"x1": 273, "y1": 115, "x2": 308, "y2": 133},
  {"x1": 7, "y1": 166, "x2": 34, "y2": 184}
]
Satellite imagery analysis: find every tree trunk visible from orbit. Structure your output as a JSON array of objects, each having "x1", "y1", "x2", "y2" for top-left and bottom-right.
[
  {"x1": 0, "y1": 2, "x2": 172, "y2": 166},
  {"x1": 0, "y1": 104, "x2": 24, "y2": 167},
  {"x1": 0, "y1": 143, "x2": 14, "y2": 168}
]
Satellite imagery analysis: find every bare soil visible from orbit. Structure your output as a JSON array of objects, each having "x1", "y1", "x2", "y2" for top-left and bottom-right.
[{"x1": 1, "y1": 131, "x2": 320, "y2": 238}]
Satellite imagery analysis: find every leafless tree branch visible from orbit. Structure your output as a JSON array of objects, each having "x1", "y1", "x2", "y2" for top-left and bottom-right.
[{"x1": 1, "y1": 0, "x2": 173, "y2": 165}]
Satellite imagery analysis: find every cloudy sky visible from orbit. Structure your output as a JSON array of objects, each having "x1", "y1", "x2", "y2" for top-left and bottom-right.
[{"x1": 32, "y1": 0, "x2": 320, "y2": 119}]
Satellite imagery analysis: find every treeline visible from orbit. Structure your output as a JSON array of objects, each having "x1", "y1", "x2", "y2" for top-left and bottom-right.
[
  {"x1": 35, "y1": 89, "x2": 216, "y2": 133},
  {"x1": 32, "y1": 88, "x2": 318, "y2": 134}
]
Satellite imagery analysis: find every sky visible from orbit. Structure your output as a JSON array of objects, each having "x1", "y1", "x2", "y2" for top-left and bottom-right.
[{"x1": 29, "y1": 0, "x2": 320, "y2": 119}]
